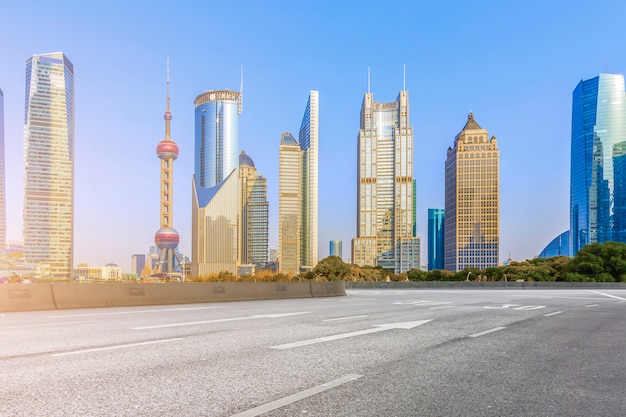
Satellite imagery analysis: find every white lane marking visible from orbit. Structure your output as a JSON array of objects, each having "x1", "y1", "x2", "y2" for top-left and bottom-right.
[
  {"x1": 585, "y1": 304, "x2": 599, "y2": 308},
  {"x1": 544, "y1": 311, "x2": 563, "y2": 317},
  {"x1": 2, "y1": 320, "x2": 97, "y2": 330},
  {"x1": 50, "y1": 338, "x2": 182, "y2": 357},
  {"x1": 484, "y1": 304, "x2": 521, "y2": 309},
  {"x1": 322, "y1": 315, "x2": 368, "y2": 322},
  {"x1": 48, "y1": 306, "x2": 218, "y2": 318},
  {"x1": 231, "y1": 374, "x2": 363, "y2": 417},
  {"x1": 469, "y1": 327, "x2": 506, "y2": 338},
  {"x1": 133, "y1": 312, "x2": 310, "y2": 330},
  {"x1": 270, "y1": 320, "x2": 432, "y2": 350},
  {"x1": 514, "y1": 305, "x2": 546, "y2": 310},
  {"x1": 393, "y1": 301, "x2": 452, "y2": 306},
  {"x1": 588, "y1": 290, "x2": 626, "y2": 301},
  {"x1": 429, "y1": 305, "x2": 455, "y2": 310}
]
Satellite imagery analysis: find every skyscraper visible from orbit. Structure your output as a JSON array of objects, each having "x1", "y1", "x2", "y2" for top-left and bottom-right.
[
  {"x1": 570, "y1": 73, "x2": 626, "y2": 254},
  {"x1": 194, "y1": 90, "x2": 241, "y2": 188},
  {"x1": 278, "y1": 91, "x2": 319, "y2": 274},
  {"x1": 329, "y1": 240, "x2": 342, "y2": 258},
  {"x1": 192, "y1": 87, "x2": 242, "y2": 277},
  {"x1": 192, "y1": 150, "x2": 267, "y2": 276},
  {"x1": 131, "y1": 254, "x2": 146, "y2": 276},
  {"x1": 352, "y1": 89, "x2": 420, "y2": 273},
  {"x1": 428, "y1": 209, "x2": 445, "y2": 270},
  {"x1": 239, "y1": 151, "x2": 268, "y2": 268},
  {"x1": 0, "y1": 88, "x2": 5, "y2": 252},
  {"x1": 23, "y1": 52, "x2": 74, "y2": 279},
  {"x1": 444, "y1": 113, "x2": 499, "y2": 272}
]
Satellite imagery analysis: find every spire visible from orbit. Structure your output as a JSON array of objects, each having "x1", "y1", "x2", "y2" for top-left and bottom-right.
[
  {"x1": 238, "y1": 64, "x2": 243, "y2": 115},
  {"x1": 403, "y1": 64, "x2": 406, "y2": 91},
  {"x1": 367, "y1": 67, "x2": 371, "y2": 94},
  {"x1": 462, "y1": 112, "x2": 482, "y2": 131},
  {"x1": 164, "y1": 58, "x2": 172, "y2": 141}
]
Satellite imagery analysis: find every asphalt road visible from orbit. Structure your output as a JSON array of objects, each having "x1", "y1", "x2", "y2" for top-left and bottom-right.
[{"x1": 1, "y1": 288, "x2": 625, "y2": 416}]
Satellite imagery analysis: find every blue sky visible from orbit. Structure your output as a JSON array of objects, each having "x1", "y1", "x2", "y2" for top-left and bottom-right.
[{"x1": 1, "y1": 0, "x2": 626, "y2": 272}]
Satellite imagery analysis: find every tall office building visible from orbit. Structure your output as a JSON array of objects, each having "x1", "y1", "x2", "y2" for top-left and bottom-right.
[
  {"x1": 193, "y1": 150, "x2": 267, "y2": 276},
  {"x1": 194, "y1": 90, "x2": 241, "y2": 188},
  {"x1": 329, "y1": 240, "x2": 342, "y2": 258},
  {"x1": 131, "y1": 254, "x2": 146, "y2": 276},
  {"x1": 352, "y1": 89, "x2": 420, "y2": 273},
  {"x1": 570, "y1": 73, "x2": 626, "y2": 254},
  {"x1": 0, "y1": 88, "x2": 5, "y2": 252},
  {"x1": 23, "y1": 52, "x2": 74, "y2": 279},
  {"x1": 278, "y1": 91, "x2": 319, "y2": 274},
  {"x1": 444, "y1": 113, "x2": 499, "y2": 272},
  {"x1": 428, "y1": 209, "x2": 445, "y2": 270},
  {"x1": 192, "y1": 87, "x2": 242, "y2": 277},
  {"x1": 239, "y1": 151, "x2": 268, "y2": 268}
]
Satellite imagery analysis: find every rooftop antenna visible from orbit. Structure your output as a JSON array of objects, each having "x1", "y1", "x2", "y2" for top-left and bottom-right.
[
  {"x1": 403, "y1": 64, "x2": 406, "y2": 91},
  {"x1": 166, "y1": 57, "x2": 170, "y2": 111},
  {"x1": 367, "y1": 67, "x2": 371, "y2": 94},
  {"x1": 238, "y1": 64, "x2": 243, "y2": 115}
]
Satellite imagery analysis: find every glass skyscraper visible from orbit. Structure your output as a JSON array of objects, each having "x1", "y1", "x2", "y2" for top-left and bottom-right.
[
  {"x1": 428, "y1": 209, "x2": 445, "y2": 270},
  {"x1": 329, "y1": 240, "x2": 342, "y2": 258},
  {"x1": 444, "y1": 113, "x2": 499, "y2": 272},
  {"x1": 194, "y1": 90, "x2": 241, "y2": 188},
  {"x1": 23, "y1": 52, "x2": 74, "y2": 279},
  {"x1": 239, "y1": 151, "x2": 268, "y2": 268},
  {"x1": 0, "y1": 88, "x2": 5, "y2": 252},
  {"x1": 352, "y1": 89, "x2": 420, "y2": 273},
  {"x1": 278, "y1": 91, "x2": 319, "y2": 274},
  {"x1": 570, "y1": 74, "x2": 626, "y2": 254}
]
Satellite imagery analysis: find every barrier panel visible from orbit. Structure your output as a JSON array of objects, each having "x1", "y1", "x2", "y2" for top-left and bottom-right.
[
  {"x1": 310, "y1": 281, "x2": 346, "y2": 297},
  {"x1": 51, "y1": 283, "x2": 188, "y2": 309},
  {"x1": 0, "y1": 283, "x2": 57, "y2": 312}
]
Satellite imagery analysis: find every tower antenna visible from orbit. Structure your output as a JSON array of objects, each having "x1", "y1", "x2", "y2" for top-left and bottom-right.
[
  {"x1": 238, "y1": 64, "x2": 243, "y2": 115},
  {"x1": 403, "y1": 64, "x2": 406, "y2": 91},
  {"x1": 166, "y1": 58, "x2": 170, "y2": 112}
]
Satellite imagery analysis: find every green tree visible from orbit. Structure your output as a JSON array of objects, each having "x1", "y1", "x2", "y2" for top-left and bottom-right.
[
  {"x1": 569, "y1": 241, "x2": 626, "y2": 281},
  {"x1": 312, "y1": 256, "x2": 351, "y2": 281}
]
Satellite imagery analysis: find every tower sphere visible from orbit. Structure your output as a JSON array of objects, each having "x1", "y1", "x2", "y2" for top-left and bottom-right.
[
  {"x1": 155, "y1": 227, "x2": 180, "y2": 249},
  {"x1": 157, "y1": 139, "x2": 179, "y2": 160},
  {"x1": 164, "y1": 111, "x2": 172, "y2": 120}
]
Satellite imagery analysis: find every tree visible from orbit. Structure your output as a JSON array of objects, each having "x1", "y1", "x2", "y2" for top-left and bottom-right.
[
  {"x1": 569, "y1": 241, "x2": 626, "y2": 281},
  {"x1": 312, "y1": 256, "x2": 351, "y2": 281}
]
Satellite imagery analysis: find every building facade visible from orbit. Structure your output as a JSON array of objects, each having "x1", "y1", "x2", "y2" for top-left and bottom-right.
[
  {"x1": 278, "y1": 92, "x2": 319, "y2": 274},
  {"x1": 329, "y1": 240, "x2": 342, "y2": 259},
  {"x1": 23, "y1": 52, "x2": 74, "y2": 279},
  {"x1": 0, "y1": 88, "x2": 5, "y2": 251},
  {"x1": 428, "y1": 208, "x2": 445, "y2": 270},
  {"x1": 570, "y1": 74, "x2": 626, "y2": 254},
  {"x1": 538, "y1": 231, "x2": 570, "y2": 259},
  {"x1": 352, "y1": 89, "x2": 420, "y2": 273},
  {"x1": 444, "y1": 113, "x2": 499, "y2": 272}
]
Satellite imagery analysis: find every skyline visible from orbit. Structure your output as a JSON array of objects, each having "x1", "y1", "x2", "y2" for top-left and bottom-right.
[{"x1": 1, "y1": 1, "x2": 625, "y2": 272}]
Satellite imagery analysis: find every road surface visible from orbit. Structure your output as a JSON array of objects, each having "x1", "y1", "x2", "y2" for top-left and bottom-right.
[{"x1": 1, "y1": 288, "x2": 625, "y2": 416}]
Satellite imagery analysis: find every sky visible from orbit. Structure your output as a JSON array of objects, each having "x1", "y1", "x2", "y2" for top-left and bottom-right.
[{"x1": 1, "y1": 0, "x2": 626, "y2": 273}]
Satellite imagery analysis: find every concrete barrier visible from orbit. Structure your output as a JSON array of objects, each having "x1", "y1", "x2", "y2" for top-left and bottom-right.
[
  {"x1": 0, "y1": 283, "x2": 57, "y2": 312},
  {"x1": 0, "y1": 281, "x2": 344, "y2": 312},
  {"x1": 311, "y1": 281, "x2": 346, "y2": 297},
  {"x1": 51, "y1": 283, "x2": 188, "y2": 309},
  {"x1": 344, "y1": 281, "x2": 626, "y2": 289}
]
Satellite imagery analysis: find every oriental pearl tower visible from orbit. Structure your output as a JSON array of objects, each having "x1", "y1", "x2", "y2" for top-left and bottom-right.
[{"x1": 154, "y1": 59, "x2": 183, "y2": 276}]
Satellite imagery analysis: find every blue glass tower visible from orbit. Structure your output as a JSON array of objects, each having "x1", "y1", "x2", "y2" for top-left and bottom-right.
[
  {"x1": 428, "y1": 209, "x2": 445, "y2": 270},
  {"x1": 570, "y1": 74, "x2": 626, "y2": 255},
  {"x1": 194, "y1": 90, "x2": 242, "y2": 188}
]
